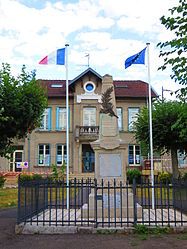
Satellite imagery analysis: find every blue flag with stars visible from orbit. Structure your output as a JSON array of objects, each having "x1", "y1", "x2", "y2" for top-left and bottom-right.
[{"x1": 125, "y1": 47, "x2": 146, "y2": 69}]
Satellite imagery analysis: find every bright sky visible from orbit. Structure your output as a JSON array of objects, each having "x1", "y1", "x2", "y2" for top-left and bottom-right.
[{"x1": 0, "y1": 0, "x2": 181, "y2": 99}]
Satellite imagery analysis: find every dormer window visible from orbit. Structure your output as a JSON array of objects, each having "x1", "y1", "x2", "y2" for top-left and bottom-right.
[
  {"x1": 51, "y1": 84, "x2": 63, "y2": 88},
  {"x1": 84, "y1": 82, "x2": 95, "y2": 93}
]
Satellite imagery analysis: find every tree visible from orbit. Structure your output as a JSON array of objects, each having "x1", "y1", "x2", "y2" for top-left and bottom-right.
[
  {"x1": 0, "y1": 63, "x2": 47, "y2": 157},
  {"x1": 157, "y1": 0, "x2": 187, "y2": 94},
  {"x1": 134, "y1": 100, "x2": 187, "y2": 178}
]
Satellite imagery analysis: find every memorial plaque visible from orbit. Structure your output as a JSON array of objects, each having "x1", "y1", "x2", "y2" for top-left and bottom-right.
[
  {"x1": 101, "y1": 115, "x2": 117, "y2": 137},
  {"x1": 102, "y1": 193, "x2": 121, "y2": 208},
  {"x1": 99, "y1": 153, "x2": 122, "y2": 177}
]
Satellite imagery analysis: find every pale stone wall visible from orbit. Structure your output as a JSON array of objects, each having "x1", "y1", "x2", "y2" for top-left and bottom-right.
[{"x1": 0, "y1": 72, "x2": 147, "y2": 174}]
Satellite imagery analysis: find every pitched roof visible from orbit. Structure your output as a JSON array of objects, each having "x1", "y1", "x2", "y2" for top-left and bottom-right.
[
  {"x1": 70, "y1": 67, "x2": 102, "y2": 85},
  {"x1": 37, "y1": 68, "x2": 158, "y2": 98},
  {"x1": 38, "y1": 78, "x2": 157, "y2": 98},
  {"x1": 114, "y1": 80, "x2": 157, "y2": 98}
]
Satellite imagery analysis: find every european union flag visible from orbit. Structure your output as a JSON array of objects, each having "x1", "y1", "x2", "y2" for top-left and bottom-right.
[{"x1": 125, "y1": 47, "x2": 146, "y2": 69}]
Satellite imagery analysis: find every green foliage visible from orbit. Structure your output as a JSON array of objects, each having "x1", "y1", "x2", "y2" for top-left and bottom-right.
[
  {"x1": 181, "y1": 172, "x2": 187, "y2": 180},
  {"x1": 32, "y1": 174, "x2": 43, "y2": 181},
  {"x1": 158, "y1": 172, "x2": 172, "y2": 184},
  {"x1": 134, "y1": 100, "x2": 187, "y2": 178},
  {"x1": 134, "y1": 224, "x2": 171, "y2": 237},
  {"x1": 19, "y1": 173, "x2": 43, "y2": 183},
  {"x1": 134, "y1": 224, "x2": 149, "y2": 234},
  {"x1": 19, "y1": 174, "x2": 32, "y2": 183},
  {"x1": 127, "y1": 169, "x2": 141, "y2": 184},
  {"x1": 0, "y1": 63, "x2": 47, "y2": 157},
  {"x1": 51, "y1": 164, "x2": 59, "y2": 179},
  {"x1": 51, "y1": 163, "x2": 66, "y2": 180},
  {"x1": 61, "y1": 162, "x2": 66, "y2": 176},
  {"x1": 157, "y1": 0, "x2": 187, "y2": 93},
  {"x1": 0, "y1": 175, "x2": 6, "y2": 188}
]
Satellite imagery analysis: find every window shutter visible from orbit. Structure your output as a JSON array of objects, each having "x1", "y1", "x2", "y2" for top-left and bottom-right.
[
  {"x1": 48, "y1": 108, "x2": 52, "y2": 130},
  {"x1": 56, "y1": 107, "x2": 59, "y2": 130}
]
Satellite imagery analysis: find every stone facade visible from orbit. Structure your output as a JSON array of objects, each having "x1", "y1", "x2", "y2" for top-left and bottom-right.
[{"x1": 0, "y1": 68, "x2": 156, "y2": 176}]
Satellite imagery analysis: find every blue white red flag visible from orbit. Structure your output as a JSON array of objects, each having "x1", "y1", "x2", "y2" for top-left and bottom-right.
[{"x1": 39, "y1": 48, "x2": 65, "y2": 65}]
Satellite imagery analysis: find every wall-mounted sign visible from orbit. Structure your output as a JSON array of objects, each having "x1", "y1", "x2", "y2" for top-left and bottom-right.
[{"x1": 16, "y1": 162, "x2": 29, "y2": 168}]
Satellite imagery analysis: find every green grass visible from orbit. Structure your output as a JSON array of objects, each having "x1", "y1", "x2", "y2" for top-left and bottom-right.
[
  {"x1": 177, "y1": 233, "x2": 187, "y2": 240},
  {"x1": 136, "y1": 187, "x2": 173, "y2": 200},
  {"x1": 0, "y1": 188, "x2": 18, "y2": 208}
]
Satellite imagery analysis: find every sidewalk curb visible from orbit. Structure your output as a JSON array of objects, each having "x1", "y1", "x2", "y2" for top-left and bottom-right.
[{"x1": 15, "y1": 223, "x2": 187, "y2": 235}]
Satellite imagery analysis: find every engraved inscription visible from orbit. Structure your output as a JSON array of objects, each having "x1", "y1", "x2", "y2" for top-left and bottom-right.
[{"x1": 99, "y1": 154, "x2": 122, "y2": 177}]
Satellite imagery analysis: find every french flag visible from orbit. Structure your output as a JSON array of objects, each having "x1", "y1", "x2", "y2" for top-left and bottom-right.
[{"x1": 39, "y1": 48, "x2": 65, "y2": 65}]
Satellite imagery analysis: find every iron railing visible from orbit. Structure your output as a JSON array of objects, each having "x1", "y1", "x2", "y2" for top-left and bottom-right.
[
  {"x1": 75, "y1": 126, "x2": 99, "y2": 140},
  {"x1": 17, "y1": 178, "x2": 187, "y2": 227}
]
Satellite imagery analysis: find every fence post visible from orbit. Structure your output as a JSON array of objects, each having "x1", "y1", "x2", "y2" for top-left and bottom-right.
[
  {"x1": 17, "y1": 174, "x2": 21, "y2": 224},
  {"x1": 35, "y1": 180, "x2": 39, "y2": 214},
  {"x1": 133, "y1": 178, "x2": 137, "y2": 225},
  {"x1": 94, "y1": 178, "x2": 97, "y2": 228}
]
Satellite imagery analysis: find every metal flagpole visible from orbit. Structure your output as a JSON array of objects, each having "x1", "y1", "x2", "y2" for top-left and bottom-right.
[
  {"x1": 146, "y1": 42, "x2": 155, "y2": 209},
  {"x1": 65, "y1": 44, "x2": 70, "y2": 210}
]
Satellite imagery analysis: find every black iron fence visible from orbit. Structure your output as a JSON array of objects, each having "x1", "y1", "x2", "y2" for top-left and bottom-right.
[{"x1": 17, "y1": 178, "x2": 187, "y2": 228}]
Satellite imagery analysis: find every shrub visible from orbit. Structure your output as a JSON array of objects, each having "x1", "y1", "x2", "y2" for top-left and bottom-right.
[
  {"x1": 127, "y1": 169, "x2": 141, "y2": 184},
  {"x1": 51, "y1": 164, "x2": 58, "y2": 179},
  {"x1": 19, "y1": 173, "x2": 43, "y2": 183},
  {"x1": 0, "y1": 175, "x2": 6, "y2": 188},
  {"x1": 32, "y1": 174, "x2": 43, "y2": 181},
  {"x1": 19, "y1": 174, "x2": 32, "y2": 183},
  {"x1": 181, "y1": 172, "x2": 187, "y2": 181},
  {"x1": 158, "y1": 171, "x2": 172, "y2": 184}
]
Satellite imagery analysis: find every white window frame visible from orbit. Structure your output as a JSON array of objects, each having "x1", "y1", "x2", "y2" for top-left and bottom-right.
[
  {"x1": 117, "y1": 107, "x2": 123, "y2": 131},
  {"x1": 38, "y1": 144, "x2": 50, "y2": 166},
  {"x1": 128, "y1": 145, "x2": 141, "y2": 166},
  {"x1": 58, "y1": 107, "x2": 66, "y2": 130},
  {"x1": 83, "y1": 107, "x2": 96, "y2": 126},
  {"x1": 128, "y1": 107, "x2": 140, "y2": 131},
  {"x1": 40, "y1": 108, "x2": 51, "y2": 130},
  {"x1": 178, "y1": 150, "x2": 187, "y2": 167},
  {"x1": 56, "y1": 144, "x2": 67, "y2": 166}
]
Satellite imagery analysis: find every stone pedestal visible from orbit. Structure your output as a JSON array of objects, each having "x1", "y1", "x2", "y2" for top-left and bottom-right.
[
  {"x1": 82, "y1": 74, "x2": 142, "y2": 219},
  {"x1": 82, "y1": 188, "x2": 142, "y2": 219}
]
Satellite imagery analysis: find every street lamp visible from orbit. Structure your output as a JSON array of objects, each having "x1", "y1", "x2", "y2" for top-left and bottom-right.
[{"x1": 161, "y1": 86, "x2": 173, "y2": 101}]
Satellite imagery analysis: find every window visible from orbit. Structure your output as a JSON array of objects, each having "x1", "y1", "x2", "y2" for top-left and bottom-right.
[
  {"x1": 83, "y1": 107, "x2": 96, "y2": 126},
  {"x1": 38, "y1": 144, "x2": 50, "y2": 166},
  {"x1": 178, "y1": 150, "x2": 187, "y2": 167},
  {"x1": 40, "y1": 108, "x2": 51, "y2": 130},
  {"x1": 128, "y1": 145, "x2": 140, "y2": 165},
  {"x1": 56, "y1": 107, "x2": 66, "y2": 130},
  {"x1": 128, "y1": 107, "x2": 139, "y2": 131},
  {"x1": 56, "y1": 144, "x2": 67, "y2": 166},
  {"x1": 84, "y1": 82, "x2": 95, "y2": 93},
  {"x1": 56, "y1": 107, "x2": 70, "y2": 130},
  {"x1": 117, "y1": 107, "x2": 123, "y2": 131}
]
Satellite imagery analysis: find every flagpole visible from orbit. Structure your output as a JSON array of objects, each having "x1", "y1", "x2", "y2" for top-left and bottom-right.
[
  {"x1": 146, "y1": 42, "x2": 155, "y2": 209},
  {"x1": 65, "y1": 44, "x2": 69, "y2": 210}
]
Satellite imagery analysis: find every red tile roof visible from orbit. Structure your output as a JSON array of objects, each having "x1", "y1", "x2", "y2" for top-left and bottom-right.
[
  {"x1": 114, "y1": 80, "x2": 157, "y2": 98},
  {"x1": 37, "y1": 79, "x2": 157, "y2": 98}
]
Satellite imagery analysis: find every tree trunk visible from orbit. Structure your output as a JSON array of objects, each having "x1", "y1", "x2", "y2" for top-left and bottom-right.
[{"x1": 170, "y1": 148, "x2": 179, "y2": 179}]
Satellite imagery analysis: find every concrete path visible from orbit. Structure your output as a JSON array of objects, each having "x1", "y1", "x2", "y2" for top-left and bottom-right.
[{"x1": 18, "y1": 207, "x2": 187, "y2": 232}]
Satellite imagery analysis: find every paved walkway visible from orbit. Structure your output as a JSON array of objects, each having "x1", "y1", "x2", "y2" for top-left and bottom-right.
[{"x1": 23, "y1": 207, "x2": 187, "y2": 228}]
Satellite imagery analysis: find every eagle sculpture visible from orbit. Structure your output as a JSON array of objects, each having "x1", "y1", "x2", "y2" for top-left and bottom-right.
[{"x1": 100, "y1": 86, "x2": 118, "y2": 118}]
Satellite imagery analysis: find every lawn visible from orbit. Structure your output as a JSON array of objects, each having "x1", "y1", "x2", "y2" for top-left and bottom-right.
[{"x1": 0, "y1": 188, "x2": 18, "y2": 208}]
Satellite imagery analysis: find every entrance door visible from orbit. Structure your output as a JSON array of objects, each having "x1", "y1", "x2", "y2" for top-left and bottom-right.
[
  {"x1": 9, "y1": 150, "x2": 23, "y2": 172},
  {"x1": 82, "y1": 144, "x2": 95, "y2": 173}
]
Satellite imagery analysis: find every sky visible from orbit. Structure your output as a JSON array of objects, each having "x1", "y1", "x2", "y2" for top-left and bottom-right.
[{"x1": 0, "y1": 0, "x2": 181, "y2": 99}]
